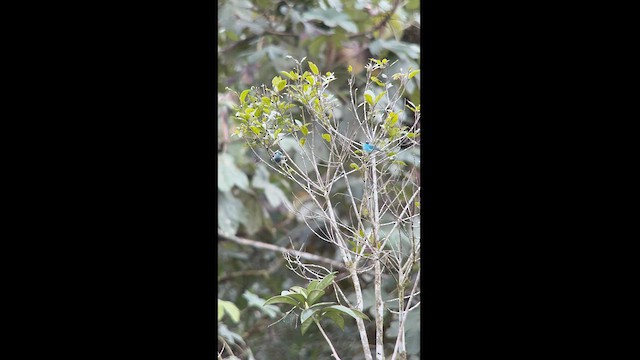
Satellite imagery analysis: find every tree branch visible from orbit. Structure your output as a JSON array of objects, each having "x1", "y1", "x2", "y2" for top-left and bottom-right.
[
  {"x1": 348, "y1": 0, "x2": 402, "y2": 40},
  {"x1": 315, "y1": 318, "x2": 342, "y2": 360},
  {"x1": 218, "y1": 230, "x2": 345, "y2": 270}
]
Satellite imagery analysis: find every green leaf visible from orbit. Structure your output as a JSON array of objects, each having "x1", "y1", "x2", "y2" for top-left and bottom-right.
[
  {"x1": 243, "y1": 290, "x2": 280, "y2": 319},
  {"x1": 407, "y1": 132, "x2": 416, "y2": 139},
  {"x1": 408, "y1": 70, "x2": 421, "y2": 79},
  {"x1": 307, "y1": 280, "x2": 320, "y2": 292},
  {"x1": 307, "y1": 36, "x2": 328, "y2": 59},
  {"x1": 323, "y1": 311, "x2": 345, "y2": 330},
  {"x1": 271, "y1": 76, "x2": 282, "y2": 90},
  {"x1": 306, "y1": 289, "x2": 325, "y2": 306},
  {"x1": 218, "y1": 300, "x2": 225, "y2": 321},
  {"x1": 299, "y1": 137, "x2": 306, "y2": 147},
  {"x1": 281, "y1": 292, "x2": 306, "y2": 305},
  {"x1": 250, "y1": 126, "x2": 261, "y2": 135},
  {"x1": 369, "y1": 39, "x2": 420, "y2": 60},
  {"x1": 371, "y1": 76, "x2": 384, "y2": 87},
  {"x1": 308, "y1": 61, "x2": 319, "y2": 75},
  {"x1": 218, "y1": 191, "x2": 244, "y2": 234},
  {"x1": 218, "y1": 154, "x2": 250, "y2": 192},
  {"x1": 364, "y1": 90, "x2": 374, "y2": 105},
  {"x1": 241, "y1": 193, "x2": 263, "y2": 235},
  {"x1": 322, "y1": 133, "x2": 331, "y2": 143},
  {"x1": 262, "y1": 183, "x2": 290, "y2": 208},
  {"x1": 301, "y1": 308, "x2": 319, "y2": 324},
  {"x1": 219, "y1": 300, "x2": 240, "y2": 323},
  {"x1": 323, "y1": 305, "x2": 370, "y2": 321},
  {"x1": 263, "y1": 295, "x2": 300, "y2": 307},
  {"x1": 349, "y1": 163, "x2": 359, "y2": 170},
  {"x1": 317, "y1": 272, "x2": 337, "y2": 291},
  {"x1": 305, "y1": 74, "x2": 315, "y2": 85},
  {"x1": 307, "y1": 301, "x2": 336, "y2": 310},
  {"x1": 347, "y1": 65, "x2": 353, "y2": 73},
  {"x1": 277, "y1": 79, "x2": 286, "y2": 92},
  {"x1": 415, "y1": 201, "x2": 420, "y2": 208},
  {"x1": 374, "y1": 91, "x2": 387, "y2": 105},
  {"x1": 280, "y1": 71, "x2": 294, "y2": 80},
  {"x1": 300, "y1": 124, "x2": 309, "y2": 136},
  {"x1": 300, "y1": 316, "x2": 315, "y2": 335},
  {"x1": 387, "y1": 111, "x2": 399, "y2": 126},
  {"x1": 239, "y1": 89, "x2": 250, "y2": 104},
  {"x1": 290, "y1": 286, "x2": 308, "y2": 297}
]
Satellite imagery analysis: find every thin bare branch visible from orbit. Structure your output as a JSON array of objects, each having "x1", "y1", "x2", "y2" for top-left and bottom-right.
[{"x1": 218, "y1": 230, "x2": 345, "y2": 269}]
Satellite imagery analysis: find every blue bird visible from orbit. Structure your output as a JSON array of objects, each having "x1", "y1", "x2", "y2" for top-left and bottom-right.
[
  {"x1": 362, "y1": 141, "x2": 381, "y2": 153},
  {"x1": 272, "y1": 150, "x2": 286, "y2": 164}
]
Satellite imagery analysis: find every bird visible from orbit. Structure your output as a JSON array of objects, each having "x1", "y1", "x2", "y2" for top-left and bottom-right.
[
  {"x1": 272, "y1": 150, "x2": 286, "y2": 164},
  {"x1": 362, "y1": 141, "x2": 381, "y2": 153}
]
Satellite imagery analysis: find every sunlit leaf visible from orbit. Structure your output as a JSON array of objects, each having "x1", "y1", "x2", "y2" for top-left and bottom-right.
[
  {"x1": 218, "y1": 300, "x2": 225, "y2": 321},
  {"x1": 364, "y1": 90, "x2": 374, "y2": 105},
  {"x1": 308, "y1": 61, "x2": 319, "y2": 75},
  {"x1": 277, "y1": 79, "x2": 286, "y2": 92},
  {"x1": 219, "y1": 300, "x2": 240, "y2": 323},
  {"x1": 389, "y1": 111, "x2": 399, "y2": 125},
  {"x1": 371, "y1": 76, "x2": 384, "y2": 87},
  {"x1": 239, "y1": 89, "x2": 250, "y2": 104},
  {"x1": 280, "y1": 71, "x2": 294, "y2": 80},
  {"x1": 263, "y1": 295, "x2": 300, "y2": 306}
]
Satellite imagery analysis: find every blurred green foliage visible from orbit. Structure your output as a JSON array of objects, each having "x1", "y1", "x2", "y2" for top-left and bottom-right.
[{"x1": 218, "y1": 1, "x2": 420, "y2": 359}]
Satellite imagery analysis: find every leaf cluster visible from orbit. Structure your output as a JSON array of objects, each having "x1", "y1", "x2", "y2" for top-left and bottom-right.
[{"x1": 264, "y1": 272, "x2": 369, "y2": 335}]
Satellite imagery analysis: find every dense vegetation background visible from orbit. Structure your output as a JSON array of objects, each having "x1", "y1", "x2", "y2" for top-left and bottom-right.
[{"x1": 217, "y1": 1, "x2": 420, "y2": 358}]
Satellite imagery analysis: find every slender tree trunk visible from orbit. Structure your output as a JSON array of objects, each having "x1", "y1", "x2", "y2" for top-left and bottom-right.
[{"x1": 371, "y1": 155, "x2": 385, "y2": 360}]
